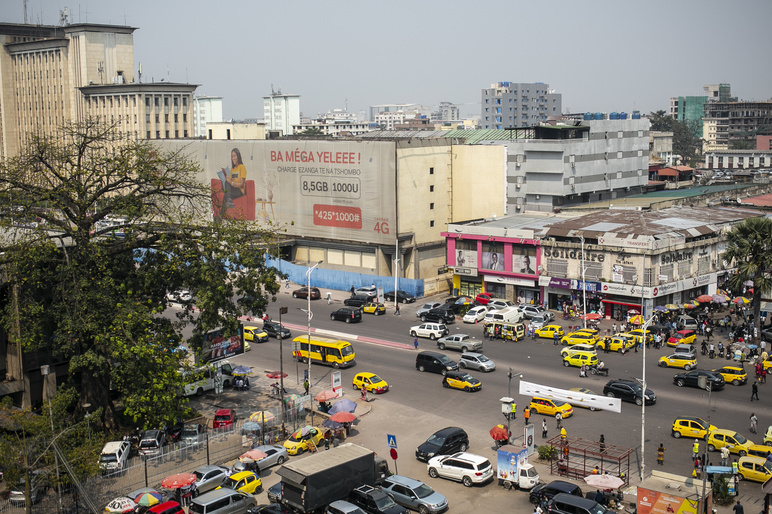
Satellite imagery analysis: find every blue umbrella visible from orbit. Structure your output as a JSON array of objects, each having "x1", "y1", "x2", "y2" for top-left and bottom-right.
[
  {"x1": 232, "y1": 366, "x2": 252, "y2": 376},
  {"x1": 328, "y1": 398, "x2": 357, "y2": 414},
  {"x1": 654, "y1": 305, "x2": 668, "y2": 312},
  {"x1": 322, "y1": 419, "x2": 343, "y2": 430}
]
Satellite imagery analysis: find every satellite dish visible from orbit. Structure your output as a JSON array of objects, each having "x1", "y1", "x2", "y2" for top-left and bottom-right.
[{"x1": 737, "y1": 198, "x2": 742, "y2": 204}]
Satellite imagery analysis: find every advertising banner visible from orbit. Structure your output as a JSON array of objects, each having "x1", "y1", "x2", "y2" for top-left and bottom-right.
[
  {"x1": 162, "y1": 140, "x2": 397, "y2": 245},
  {"x1": 455, "y1": 249, "x2": 478, "y2": 268},
  {"x1": 194, "y1": 328, "x2": 244, "y2": 365},
  {"x1": 512, "y1": 246, "x2": 536, "y2": 275},
  {"x1": 637, "y1": 486, "x2": 701, "y2": 514}
]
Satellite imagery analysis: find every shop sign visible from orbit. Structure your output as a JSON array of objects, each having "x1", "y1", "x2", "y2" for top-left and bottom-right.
[
  {"x1": 597, "y1": 235, "x2": 654, "y2": 250},
  {"x1": 542, "y1": 247, "x2": 605, "y2": 262},
  {"x1": 486, "y1": 275, "x2": 535, "y2": 287},
  {"x1": 571, "y1": 280, "x2": 601, "y2": 292},
  {"x1": 659, "y1": 250, "x2": 693, "y2": 264},
  {"x1": 545, "y1": 277, "x2": 572, "y2": 289},
  {"x1": 453, "y1": 267, "x2": 478, "y2": 277}
]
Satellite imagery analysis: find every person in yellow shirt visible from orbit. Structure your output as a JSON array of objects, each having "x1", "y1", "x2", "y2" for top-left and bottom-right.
[{"x1": 218, "y1": 148, "x2": 247, "y2": 216}]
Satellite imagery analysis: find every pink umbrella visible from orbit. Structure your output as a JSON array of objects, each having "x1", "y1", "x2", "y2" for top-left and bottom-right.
[
  {"x1": 580, "y1": 313, "x2": 602, "y2": 321},
  {"x1": 696, "y1": 294, "x2": 714, "y2": 303},
  {"x1": 314, "y1": 390, "x2": 339, "y2": 402},
  {"x1": 329, "y1": 411, "x2": 357, "y2": 423},
  {"x1": 627, "y1": 309, "x2": 640, "y2": 315},
  {"x1": 161, "y1": 473, "x2": 197, "y2": 489},
  {"x1": 240, "y1": 449, "x2": 268, "y2": 462}
]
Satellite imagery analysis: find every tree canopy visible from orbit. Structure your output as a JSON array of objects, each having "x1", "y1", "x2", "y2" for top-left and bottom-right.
[
  {"x1": 671, "y1": 119, "x2": 703, "y2": 167},
  {"x1": 648, "y1": 110, "x2": 674, "y2": 132},
  {"x1": 0, "y1": 120, "x2": 281, "y2": 429},
  {"x1": 723, "y1": 216, "x2": 772, "y2": 342}
]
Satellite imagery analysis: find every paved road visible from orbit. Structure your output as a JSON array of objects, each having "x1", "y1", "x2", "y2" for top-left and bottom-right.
[{"x1": 192, "y1": 287, "x2": 768, "y2": 513}]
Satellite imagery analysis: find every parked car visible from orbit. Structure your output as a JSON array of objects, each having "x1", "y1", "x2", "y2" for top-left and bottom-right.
[
  {"x1": 353, "y1": 372, "x2": 390, "y2": 394},
  {"x1": 603, "y1": 379, "x2": 656, "y2": 405},
  {"x1": 519, "y1": 305, "x2": 553, "y2": 321},
  {"x1": 673, "y1": 369, "x2": 725, "y2": 390},
  {"x1": 99, "y1": 440, "x2": 132, "y2": 473},
  {"x1": 426, "y1": 452, "x2": 493, "y2": 487},
  {"x1": 9, "y1": 471, "x2": 48, "y2": 507},
  {"x1": 411, "y1": 323, "x2": 449, "y2": 340},
  {"x1": 362, "y1": 302, "x2": 386, "y2": 315},
  {"x1": 347, "y1": 484, "x2": 407, "y2": 514},
  {"x1": 355, "y1": 286, "x2": 378, "y2": 299},
  {"x1": 380, "y1": 474, "x2": 449, "y2": 514},
  {"x1": 671, "y1": 416, "x2": 716, "y2": 439},
  {"x1": 416, "y1": 427, "x2": 469, "y2": 462},
  {"x1": 219, "y1": 471, "x2": 263, "y2": 494},
  {"x1": 179, "y1": 423, "x2": 205, "y2": 447},
  {"x1": 420, "y1": 307, "x2": 455, "y2": 324},
  {"x1": 138, "y1": 429, "x2": 166, "y2": 457},
  {"x1": 436, "y1": 334, "x2": 482, "y2": 352},
  {"x1": 458, "y1": 352, "x2": 496, "y2": 372},
  {"x1": 327, "y1": 501, "x2": 366, "y2": 514},
  {"x1": 384, "y1": 290, "x2": 416, "y2": 303},
  {"x1": 488, "y1": 299, "x2": 516, "y2": 311},
  {"x1": 474, "y1": 293, "x2": 493, "y2": 305},
  {"x1": 529, "y1": 480, "x2": 583, "y2": 505},
  {"x1": 344, "y1": 295, "x2": 370, "y2": 308},
  {"x1": 292, "y1": 287, "x2": 321, "y2": 300},
  {"x1": 243, "y1": 326, "x2": 269, "y2": 343},
  {"x1": 193, "y1": 465, "x2": 230, "y2": 494},
  {"x1": 233, "y1": 445, "x2": 288, "y2": 473},
  {"x1": 530, "y1": 314, "x2": 549, "y2": 330},
  {"x1": 416, "y1": 302, "x2": 443, "y2": 317},
  {"x1": 263, "y1": 320, "x2": 291, "y2": 339},
  {"x1": 331, "y1": 307, "x2": 363, "y2": 323},
  {"x1": 166, "y1": 290, "x2": 192, "y2": 303},
  {"x1": 213, "y1": 408, "x2": 237, "y2": 430},
  {"x1": 462, "y1": 305, "x2": 488, "y2": 324},
  {"x1": 547, "y1": 493, "x2": 607, "y2": 514},
  {"x1": 707, "y1": 429, "x2": 754, "y2": 456}
]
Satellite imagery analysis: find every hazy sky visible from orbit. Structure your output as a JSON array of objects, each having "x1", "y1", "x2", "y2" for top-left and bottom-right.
[{"x1": 8, "y1": 0, "x2": 772, "y2": 120}]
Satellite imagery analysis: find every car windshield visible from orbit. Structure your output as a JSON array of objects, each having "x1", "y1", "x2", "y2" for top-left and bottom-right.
[
  {"x1": 374, "y1": 495, "x2": 398, "y2": 509},
  {"x1": 588, "y1": 504, "x2": 607, "y2": 514},
  {"x1": 461, "y1": 374, "x2": 475, "y2": 381},
  {"x1": 414, "y1": 483, "x2": 434, "y2": 498},
  {"x1": 477, "y1": 355, "x2": 491, "y2": 362},
  {"x1": 552, "y1": 400, "x2": 567, "y2": 406},
  {"x1": 100, "y1": 454, "x2": 117, "y2": 462},
  {"x1": 370, "y1": 375, "x2": 383, "y2": 384},
  {"x1": 214, "y1": 414, "x2": 231, "y2": 421},
  {"x1": 181, "y1": 429, "x2": 198, "y2": 438},
  {"x1": 341, "y1": 346, "x2": 354, "y2": 357},
  {"x1": 426, "y1": 434, "x2": 446, "y2": 446},
  {"x1": 734, "y1": 433, "x2": 748, "y2": 444},
  {"x1": 422, "y1": 304, "x2": 434, "y2": 309},
  {"x1": 222, "y1": 478, "x2": 240, "y2": 490},
  {"x1": 139, "y1": 440, "x2": 157, "y2": 448}
]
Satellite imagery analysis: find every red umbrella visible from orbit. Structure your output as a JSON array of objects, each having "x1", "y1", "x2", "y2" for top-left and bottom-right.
[
  {"x1": 696, "y1": 294, "x2": 714, "y2": 303},
  {"x1": 329, "y1": 411, "x2": 357, "y2": 423},
  {"x1": 161, "y1": 473, "x2": 197, "y2": 489},
  {"x1": 314, "y1": 390, "x2": 339, "y2": 402},
  {"x1": 489, "y1": 424, "x2": 509, "y2": 441},
  {"x1": 627, "y1": 309, "x2": 640, "y2": 315},
  {"x1": 266, "y1": 371, "x2": 288, "y2": 379},
  {"x1": 240, "y1": 449, "x2": 268, "y2": 462},
  {"x1": 580, "y1": 313, "x2": 602, "y2": 321}
]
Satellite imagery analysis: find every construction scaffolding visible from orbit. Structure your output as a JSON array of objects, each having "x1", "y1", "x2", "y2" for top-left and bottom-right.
[{"x1": 547, "y1": 435, "x2": 634, "y2": 486}]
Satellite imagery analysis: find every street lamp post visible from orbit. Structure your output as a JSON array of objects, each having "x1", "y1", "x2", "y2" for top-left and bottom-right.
[
  {"x1": 305, "y1": 261, "x2": 323, "y2": 397},
  {"x1": 580, "y1": 236, "x2": 587, "y2": 329},
  {"x1": 506, "y1": 369, "x2": 523, "y2": 443},
  {"x1": 638, "y1": 314, "x2": 654, "y2": 481},
  {"x1": 278, "y1": 306, "x2": 288, "y2": 437}
]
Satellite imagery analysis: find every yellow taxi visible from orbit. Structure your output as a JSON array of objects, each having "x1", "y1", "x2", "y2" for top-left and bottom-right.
[
  {"x1": 627, "y1": 329, "x2": 653, "y2": 345},
  {"x1": 747, "y1": 444, "x2": 772, "y2": 460},
  {"x1": 737, "y1": 456, "x2": 772, "y2": 483},
  {"x1": 707, "y1": 429, "x2": 754, "y2": 456},
  {"x1": 352, "y1": 372, "x2": 389, "y2": 393},
  {"x1": 560, "y1": 344, "x2": 597, "y2": 358},
  {"x1": 217, "y1": 471, "x2": 263, "y2": 494},
  {"x1": 529, "y1": 397, "x2": 574, "y2": 418},
  {"x1": 658, "y1": 353, "x2": 697, "y2": 370},
  {"x1": 597, "y1": 336, "x2": 631, "y2": 353},
  {"x1": 362, "y1": 302, "x2": 386, "y2": 315},
  {"x1": 562, "y1": 352, "x2": 598, "y2": 368},
  {"x1": 575, "y1": 328, "x2": 600, "y2": 338},
  {"x1": 667, "y1": 330, "x2": 696, "y2": 347},
  {"x1": 561, "y1": 332, "x2": 598, "y2": 346},
  {"x1": 243, "y1": 326, "x2": 269, "y2": 343},
  {"x1": 442, "y1": 371, "x2": 482, "y2": 392},
  {"x1": 671, "y1": 416, "x2": 716, "y2": 439},
  {"x1": 283, "y1": 427, "x2": 324, "y2": 455},
  {"x1": 766, "y1": 426, "x2": 772, "y2": 445},
  {"x1": 712, "y1": 366, "x2": 748, "y2": 386},
  {"x1": 535, "y1": 324, "x2": 564, "y2": 339}
]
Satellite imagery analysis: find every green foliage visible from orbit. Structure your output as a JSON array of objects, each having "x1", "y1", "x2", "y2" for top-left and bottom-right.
[
  {"x1": 537, "y1": 444, "x2": 557, "y2": 460},
  {"x1": 672, "y1": 119, "x2": 703, "y2": 166},
  {"x1": 711, "y1": 475, "x2": 733, "y2": 505},
  {"x1": 649, "y1": 110, "x2": 674, "y2": 132},
  {"x1": 0, "y1": 120, "x2": 282, "y2": 429}
]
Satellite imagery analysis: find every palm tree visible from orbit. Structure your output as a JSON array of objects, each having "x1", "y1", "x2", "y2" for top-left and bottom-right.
[{"x1": 723, "y1": 216, "x2": 772, "y2": 342}]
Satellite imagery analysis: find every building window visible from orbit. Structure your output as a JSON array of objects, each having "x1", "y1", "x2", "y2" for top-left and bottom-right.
[
  {"x1": 174, "y1": 98, "x2": 178, "y2": 107},
  {"x1": 678, "y1": 261, "x2": 690, "y2": 277},
  {"x1": 429, "y1": 167, "x2": 434, "y2": 175},
  {"x1": 164, "y1": 98, "x2": 169, "y2": 107},
  {"x1": 430, "y1": 203, "x2": 434, "y2": 210},
  {"x1": 430, "y1": 221, "x2": 434, "y2": 227},
  {"x1": 165, "y1": 114, "x2": 169, "y2": 122},
  {"x1": 584, "y1": 262, "x2": 602, "y2": 280},
  {"x1": 547, "y1": 259, "x2": 568, "y2": 278},
  {"x1": 154, "y1": 97, "x2": 159, "y2": 107},
  {"x1": 429, "y1": 185, "x2": 434, "y2": 192},
  {"x1": 174, "y1": 114, "x2": 178, "y2": 122},
  {"x1": 146, "y1": 131, "x2": 151, "y2": 138},
  {"x1": 660, "y1": 263, "x2": 674, "y2": 282},
  {"x1": 155, "y1": 114, "x2": 159, "y2": 123}
]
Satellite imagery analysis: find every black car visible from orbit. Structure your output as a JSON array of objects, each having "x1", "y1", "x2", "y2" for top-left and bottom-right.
[
  {"x1": 529, "y1": 480, "x2": 584, "y2": 505},
  {"x1": 348, "y1": 484, "x2": 407, "y2": 514},
  {"x1": 344, "y1": 295, "x2": 370, "y2": 308},
  {"x1": 262, "y1": 321, "x2": 291, "y2": 339},
  {"x1": 331, "y1": 307, "x2": 362, "y2": 323},
  {"x1": 420, "y1": 307, "x2": 455, "y2": 324},
  {"x1": 673, "y1": 369, "x2": 725, "y2": 390},
  {"x1": 266, "y1": 482, "x2": 282, "y2": 504},
  {"x1": 602, "y1": 379, "x2": 656, "y2": 405},
  {"x1": 384, "y1": 290, "x2": 416, "y2": 303},
  {"x1": 415, "y1": 427, "x2": 469, "y2": 462}
]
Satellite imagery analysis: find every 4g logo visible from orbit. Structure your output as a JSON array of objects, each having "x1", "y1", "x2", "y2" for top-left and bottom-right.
[{"x1": 373, "y1": 221, "x2": 390, "y2": 234}]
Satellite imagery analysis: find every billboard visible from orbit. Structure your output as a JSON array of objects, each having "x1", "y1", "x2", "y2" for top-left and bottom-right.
[
  {"x1": 512, "y1": 246, "x2": 536, "y2": 275},
  {"x1": 637, "y1": 487, "x2": 704, "y2": 514},
  {"x1": 163, "y1": 140, "x2": 397, "y2": 245},
  {"x1": 193, "y1": 327, "x2": 244, "y2": 365}
]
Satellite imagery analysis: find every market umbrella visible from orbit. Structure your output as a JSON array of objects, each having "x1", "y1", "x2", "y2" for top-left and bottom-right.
[
  {"x1": 249, "y1": 411, "x2": 276, "y2": 423},
  {"x1": 232, "y1": 366, "x2": 252, "y2": 376},
  {"x1": 665, "y1": 304, "x2": 680, "y2": 310},
  {"x1": 697, "y1": 294, "x2": 714, "y2": 303},
  {"x1": 240, "y1": 449, "x2": 268, "y2": 462},
  {"x1": 266, "y1": 371, "x2": 288, "y2": 379},
  {"x1": 654, "y1": 306, "x2": 668, "y2": 312},
  {"x1": 628, "y1": 315, "x2": 644, "y2": 325},
  {"x1": 105, "y1": 497, "x2": 137, "y2": 513},
  {"x1": 627, "y1": 309, "x2": 640, "y2": 315},
  {"x1": 314, "y1": 390, "x2": 339, "y2": 402},
  {"x1": 733, "y1": 297, "x2": 751, "y2": 305},
  {"x1": 328, "y1": 398, "x2": 357, "y2": 414},
  {"x1": 329, "y1": 411, "x2": 357, "y2": 423},
  {"x1": 161, "y1": 472, "x2": 197, "y2": 490},
  {"x1": 241, "y1": 421, "x2": 262, "y2": 434},
  {"x1": 292, "y1": 426, "x2": 316, "y2": 438},
  {"x1": 712, "y1": 294, "x2": 728, "y2": 304},
  {"x1": 683, "y1": 303, "x2": 696, "y2": 309},
  {"x1": 134, "y1": 491, "x2": 163, "y2": 508},
  {"x1": 580, "y1": 313, "x2": 602, "y2": 321},
  {"x1": 584, "y1": 474, "x2": 624, "y2": 489},
  {"x1": 489, "y1": 424, "x2": 509, "y2": 441},
  {"x1": 322, "y1": 419, "x2": 343, "y2": 430}
]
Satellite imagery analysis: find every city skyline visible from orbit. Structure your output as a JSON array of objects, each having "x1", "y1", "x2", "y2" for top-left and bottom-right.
[{"x1": 7, "y1": 0, "x2": 772, "y2": 121}]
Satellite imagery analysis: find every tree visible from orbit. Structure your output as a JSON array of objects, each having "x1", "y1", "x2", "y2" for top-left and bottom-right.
[
  {"x1": 672, "y1": 119, "x2": 703, "y2": 167},
  {"x1": 648, "y1": 110, "x2": 674, "y2": 132},
  {"x1": 722, "y1": 216, "x2": 772, "y2": 343},
  {"x1": 0, "y1": 120, "x2": 281, "y2": 429},
  {"x1": 299, "y1": 127, "x2": 325, "y2": 137}
]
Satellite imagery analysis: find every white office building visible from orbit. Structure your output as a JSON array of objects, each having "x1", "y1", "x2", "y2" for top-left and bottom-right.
[
  {"x1": 193, "y1": 96, "x2": 223, "y2": 138},
  {"x1": 263, "y1": 89, "x2": 301, "y2": 136}
]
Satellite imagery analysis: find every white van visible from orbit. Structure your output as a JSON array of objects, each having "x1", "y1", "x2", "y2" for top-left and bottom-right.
[
  {"x1": 100, "y1": 440, "x2": 131, "y2": 473},
  {"x1": 484, "y1": 306, "x2": 524, "y2": 324},
  {"x1": 182, "y1": 359, "x2": 233, "y2": 396},
  {"x1": 677, "y1": 315, "x2": 699, "y2": 331}
]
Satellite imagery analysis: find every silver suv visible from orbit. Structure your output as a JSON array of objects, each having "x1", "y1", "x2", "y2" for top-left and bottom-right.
[
  {"x1": 458, "y1": 352, "x2": 496, "y2": 372},
  {"x1": 519, "y1": 304, "x2": 553, "y2": 320},
  {"x1": 381, "y1": 475, "x2": 449, "y2": 513},
  {"x1": 436, "y1": 334, "x2": 483, "y2": 353}
]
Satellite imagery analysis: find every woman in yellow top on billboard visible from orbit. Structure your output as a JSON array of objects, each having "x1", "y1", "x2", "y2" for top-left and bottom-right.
[{"x1": 216, "y1": 148, "x2": 247, "y2": 218}]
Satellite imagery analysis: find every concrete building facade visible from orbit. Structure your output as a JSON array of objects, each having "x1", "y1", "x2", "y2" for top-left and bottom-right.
[
  {"x1": 480, "y1": 82, "x2": 562, "y2": 130},
  {"x1": 193, "y1": 95, "x2": 223, "y2": 138},
  {"x1": 263, "y1": 89, "x2": 300, "y2": 135},
  {"x1": 703, "y1": 101, "x2": 772, "y2": 151}
]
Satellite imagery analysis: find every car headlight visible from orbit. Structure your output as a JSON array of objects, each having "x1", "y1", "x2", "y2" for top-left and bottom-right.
[{"x1": 428, "y1": 452, "x2": 435, "y2": 458}]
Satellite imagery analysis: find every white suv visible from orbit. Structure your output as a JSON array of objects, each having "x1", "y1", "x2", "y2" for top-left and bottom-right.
[
  {"x1": 519, "y1": 304, "x2": 553, "y2": 320},
  {"x1": 427, "y1": 452, "x2": 493, "y2": 487},
  {"x1": 410, "y1": 323, "x2": 448, "y2": 340}
]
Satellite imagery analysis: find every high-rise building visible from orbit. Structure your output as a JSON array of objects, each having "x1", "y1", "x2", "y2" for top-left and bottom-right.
[
  {"x1": 480, "y1": 82, "x2": 562, "y2": 129},
  {"x1": 263, "y1": 88, "x2": 300, "y2": 136},
  {"x1": 0, "y1": 21, "x2": 197, "y2": 159},
  {"x1": 193, "y1": 96, "x2": 223, "y2": 138}
]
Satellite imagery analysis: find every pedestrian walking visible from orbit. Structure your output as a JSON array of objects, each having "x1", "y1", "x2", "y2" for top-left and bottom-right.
[
  {"x1": 524, "y1": 406, "x2": 531, "y2": 425},
  {"x1": 361, "y1": 384, "x2": 368, "y2": 401},
  {"x1": 553, "y1": 333, "x2": 559, "y2": 346},
  {"x1": 556, "y1": 411, "x2": 562, "y2": 430},
  {"x1": 285, "y1": 279, "x2": 290, "y2": 289},
  {"x1": 580, "y1": 363, "x2": 587, "y2": 378},
  {"x1": 560, "y1": 427, "x2": 567, "y2": 441},
  {"x1": 721, "y1": 446, "x2": 730, "y2": 466},
  {"x1": 612, "y1": 323, "x2": 617, "y2": 334},
  {"x1": 657, "y1": 443, "x2": 665, "y2": 465},
  {"x1": 692, "y1": 439, "x2": 700, "y2": 463},
  {"x1": 751, "y1": 380, "x2": 760, "y2": 401},
  {"x1": 732, "y1": 500, "x2": 744, "y2": 514},
  {"x1": 303, "y1": 378, "x2": 309, "y2": 395},
  {"x1": 750, "y1": 412, "x2": 758, "y2": 434},
  {"x1": 394, "y1": 303, "x2": 400, "y2": 316},
  {"x1": 542, "y1": 419, "x2": 548, "y2": 439},
  {"x1": 413, "y1": 338, "x2": 419, "y2": 351},
  {"x1": 599, "y1": 434, "x2": 606, "y2": 453}
]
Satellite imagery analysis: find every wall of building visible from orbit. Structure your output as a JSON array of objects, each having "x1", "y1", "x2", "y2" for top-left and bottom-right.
[
  {"x1": 207, "y1": 122, "x2": 265, "y2": 140},
  {"x1": 450, "y1": 144, "x2": 507, "y2": 220}
]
